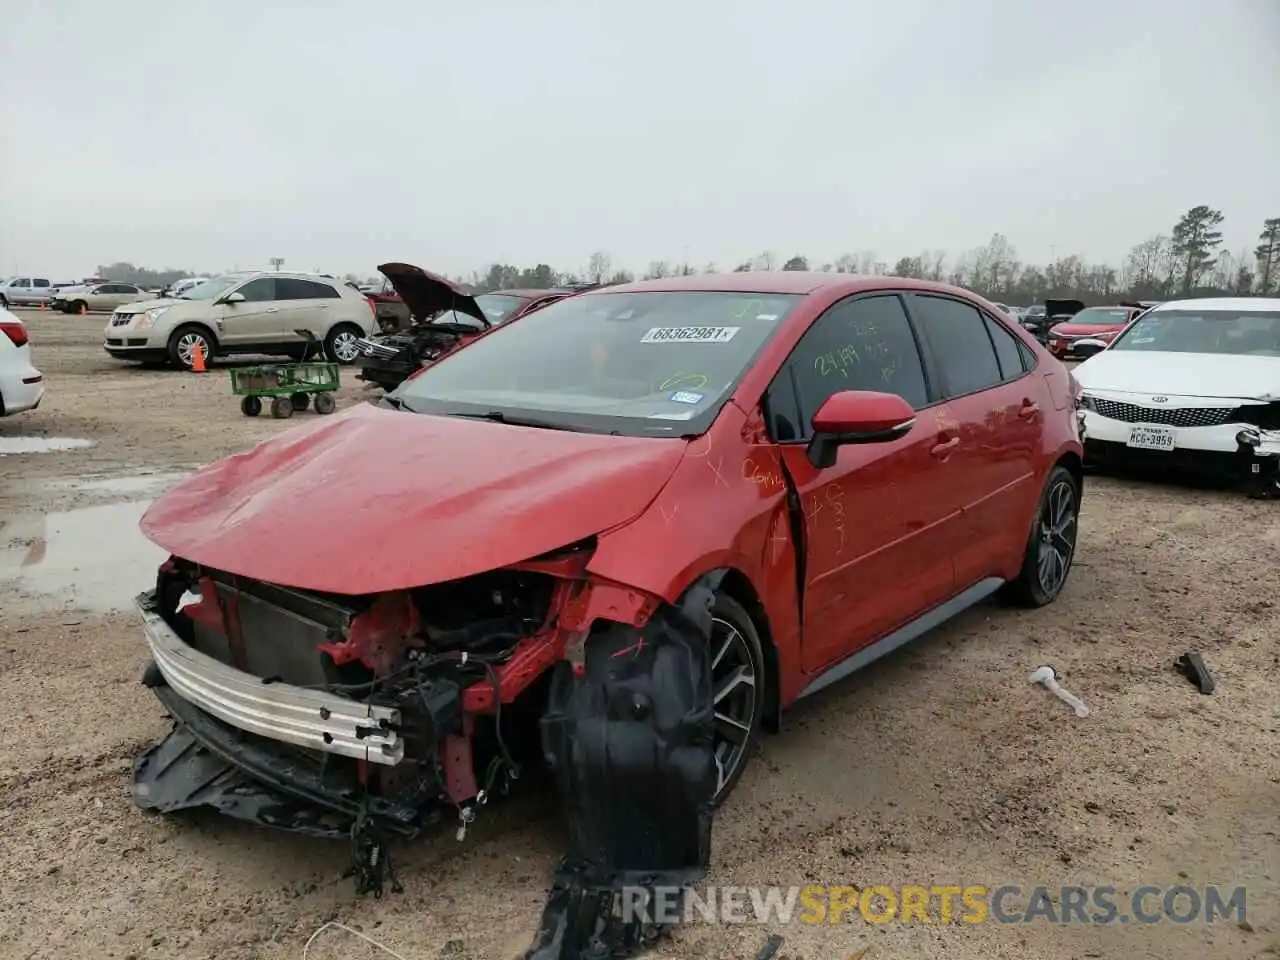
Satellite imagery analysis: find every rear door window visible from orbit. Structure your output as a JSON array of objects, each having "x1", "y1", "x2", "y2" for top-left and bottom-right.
[
  {"x1": 276, "y1": 278, "x2": 340, "y2": 299},
  {"x1": 983, "y1": 314, "x2": 1027, "y2": 381},
  {"x1": 909, "y1": 295, "x2": 1003, "y2": 397}
]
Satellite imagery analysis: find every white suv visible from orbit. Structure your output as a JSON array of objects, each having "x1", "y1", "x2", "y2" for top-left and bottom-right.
[{"x1": 103, "y1": 272, "x2": 378, "y2": 370}]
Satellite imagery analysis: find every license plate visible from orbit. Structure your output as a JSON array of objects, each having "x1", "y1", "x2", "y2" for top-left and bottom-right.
[{"x1": 1127, "y1": 424, "x2": 1175, "y2": 451}]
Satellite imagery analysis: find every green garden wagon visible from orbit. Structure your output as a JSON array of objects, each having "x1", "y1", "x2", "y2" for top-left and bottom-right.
[{"x1": 228, "y1": 330, "x2": 341, "y2": 419}]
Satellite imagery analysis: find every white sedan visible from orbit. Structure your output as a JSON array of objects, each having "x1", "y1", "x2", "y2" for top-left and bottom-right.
[
  {"x1": 0, "y1": 308, "x2": 45, "y2": 416},
  {"x1": 1073, "y1": 297, "x2": 1280, "y2": 496}
]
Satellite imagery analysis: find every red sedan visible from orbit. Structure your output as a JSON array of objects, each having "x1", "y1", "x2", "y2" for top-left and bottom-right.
[
  {"x1": 1047, "y1": 302, "x2": 1153, "y2": 360},
  {"x1": 130, "y1": 272, "x2": 1084, "y2": 881}
]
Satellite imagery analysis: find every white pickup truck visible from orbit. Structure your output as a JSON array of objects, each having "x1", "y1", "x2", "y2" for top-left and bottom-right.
[{"x1": 0, "y1": 276, "x2": 55, "y2": 308}]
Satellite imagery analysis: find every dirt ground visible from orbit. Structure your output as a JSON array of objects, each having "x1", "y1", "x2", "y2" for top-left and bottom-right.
[{"x1": 1, "y1": 310, "x2": 1276, "y2": 960}]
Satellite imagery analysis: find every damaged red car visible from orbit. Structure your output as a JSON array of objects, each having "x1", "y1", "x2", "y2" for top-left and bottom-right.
[{"x1": 131, "y1": 273, "x2": 1083, "y2": 903}]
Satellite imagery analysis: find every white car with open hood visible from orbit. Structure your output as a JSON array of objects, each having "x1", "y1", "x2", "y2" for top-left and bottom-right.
[{"x1": 1073, "y1": 297, "x2": 1280, "y2": 496}]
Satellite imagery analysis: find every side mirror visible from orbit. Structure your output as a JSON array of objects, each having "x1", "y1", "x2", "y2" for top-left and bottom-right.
[
  {"x1": 1072, "y1": 338, "x2": 1107, "y2": 359},
  {"x1": 806, "y1": 390, "x2": 916, "y2": 469},
  {"x1": 221, "y1": 292, "x2": 246, "y2": 304}
]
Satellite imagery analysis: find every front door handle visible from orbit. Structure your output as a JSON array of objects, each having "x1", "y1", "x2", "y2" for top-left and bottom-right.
[
  {"x1": 265, "y1": 307, "x2": 279, "y2": 313},
  {"x1": 931, "y1": 437, "x2": 960, "y2": 457},
  {"x1": 1018, "y1": 399, "x2": 1040, "y2": 419}
]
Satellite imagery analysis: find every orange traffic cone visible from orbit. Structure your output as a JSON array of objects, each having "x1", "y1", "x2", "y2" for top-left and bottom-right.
[
  {"x1": 38, "y1": 301, "x2": 46, "y2": 311},
  {"x1": 191, "y1": 342, "x2": 206, "y2": 373},
  {"x1": 79, "y1": 302, "x2": 88, "y2": 315}
]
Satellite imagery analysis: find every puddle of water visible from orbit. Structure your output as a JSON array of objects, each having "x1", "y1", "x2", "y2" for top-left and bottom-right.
[
  {"x1": 0, "y1": 437, "x2": 95, "y2": 455},
  {"x1": 0, "y1": 500, "x2": 166, "y2": 615},
  {"x1": 46, "y1": 470, "x2": 191, "y2": 497}
]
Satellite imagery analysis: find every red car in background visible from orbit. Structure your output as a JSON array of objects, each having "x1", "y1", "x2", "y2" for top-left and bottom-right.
[
  {"x1": 1047, "y1": 301, "x2": 1156, "y2": 360},
  {"x1": 130, "y1": 272, "x2": 1083, "y2": 915}
]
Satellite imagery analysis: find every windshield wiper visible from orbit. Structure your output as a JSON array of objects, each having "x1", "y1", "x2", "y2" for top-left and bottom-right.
[
  {"x1": 379, "y1": 394, "x2": 411, "y2": 411},
  {"x1": 451, "y1": 410, "x2": 575, "y2": 431}
]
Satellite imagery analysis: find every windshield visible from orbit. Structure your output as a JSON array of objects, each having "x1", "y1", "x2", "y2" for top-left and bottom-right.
[
  {"x1": 1109, "y1": 309, "x2": 1280, "y2": 356},
  {"x1": 1063, "y1": 307, "x2": 1131, "y2": 326},
  {"x1": 180, "y1": 276, "x2": 242, "y2": 300},
  {"x1": 394, "y1": 290, "x2": 801, "y2": 436}
]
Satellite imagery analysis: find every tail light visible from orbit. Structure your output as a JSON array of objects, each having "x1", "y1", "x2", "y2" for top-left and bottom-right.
[{"x1": 0, "y1": 320, "x2": 28, "y2": 347}]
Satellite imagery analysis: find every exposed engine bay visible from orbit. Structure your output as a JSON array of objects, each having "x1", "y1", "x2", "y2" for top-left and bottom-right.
[
  {"x1": 132, "y1": 548, "x2": 718, "y2": 957},
  {"x1": 353, "y1": 317, "x2": 479, "y2": 392}
]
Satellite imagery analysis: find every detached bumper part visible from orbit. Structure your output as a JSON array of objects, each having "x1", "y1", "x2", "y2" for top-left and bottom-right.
[
  {"x1": 525, "y1": 608, "x2": 716, "y2": 959},
  {"x1": 1236, "y1": 429, "x2": 1280, "y2": 498}
]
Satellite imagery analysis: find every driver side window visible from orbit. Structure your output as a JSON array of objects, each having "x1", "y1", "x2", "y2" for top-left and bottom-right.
[{"x1": 765, "y1": 294, "x2": 931, "y2": 442}]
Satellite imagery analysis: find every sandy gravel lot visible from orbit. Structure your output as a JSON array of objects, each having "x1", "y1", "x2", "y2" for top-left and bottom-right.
[{"x1": 1, "y1": 310, "x2": 1276, "y2": 960}]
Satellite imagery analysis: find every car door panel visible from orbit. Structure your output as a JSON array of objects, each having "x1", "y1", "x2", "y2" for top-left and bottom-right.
[
  {"x1": 218, "y1": 277, "x2": 281, "y2": 346},
  {"x1": 273, "y1": 278, "x2": 344, "y2": 346},
  {"x1": 905, "y1": 294, "x2": 1043, "y2": 587},
  {"x1": 778, "y1": 422, "x2": 960, "y2": 673}
]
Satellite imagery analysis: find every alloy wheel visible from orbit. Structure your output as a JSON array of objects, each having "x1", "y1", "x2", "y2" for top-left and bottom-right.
[
  {"x1": 1036, "y1": 479, "x2": 1077, "y2": 597},
  {"x1": 709, "y1": 615, "x2": 758, "y2": 802},
  {"x1": 331, "y1": 330, "x2": 360, "y2": 362},
  {"x1": 176, "y1": 332, "x2": 208, "y2": 368}
]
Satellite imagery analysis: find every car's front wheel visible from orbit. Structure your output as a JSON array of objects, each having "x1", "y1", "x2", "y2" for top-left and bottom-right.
[
  {"x1": 706, "y1": 594, "x2": 765, "y2": 805},
  {"x1": 1001, "y1": 465, "x2": 1080, "y2": 607},
  {"x1": 167, "y1": 325, "x2": 215, "y2": 370},
  {"x1": 324, "y1": 323, "x2": 364, "y2": 364}
]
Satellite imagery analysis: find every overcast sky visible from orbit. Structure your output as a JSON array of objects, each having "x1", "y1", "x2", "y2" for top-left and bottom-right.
[{"x1": 2, "y1": 0, "x2": 1277, "y2": 279}]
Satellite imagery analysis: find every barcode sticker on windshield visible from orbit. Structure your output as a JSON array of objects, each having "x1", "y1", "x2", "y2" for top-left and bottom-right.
[{"x1": 640, "y1": 326, "x2": 740, "y2": 344}]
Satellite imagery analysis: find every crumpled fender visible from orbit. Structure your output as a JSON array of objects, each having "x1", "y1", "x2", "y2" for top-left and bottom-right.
[{"x1": 524, "y1": 595, "x2": 716, "y2": 958}]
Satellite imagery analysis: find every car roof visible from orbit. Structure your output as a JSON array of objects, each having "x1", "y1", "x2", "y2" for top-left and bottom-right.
[
  {"x1": 589, "y1": 272, "x2": 976, "y2": 297},
  {"x1": 1148, "y1": 297, "x2": 1280, "y2": 313},
  {"x1": 487, "y1": 288, "x2": 552, "y2": 299}
]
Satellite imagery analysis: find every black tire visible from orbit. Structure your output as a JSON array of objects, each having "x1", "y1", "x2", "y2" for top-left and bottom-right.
[
  {"x1": 290, "y1": 392, "x2": 311, "y2": 411},
  {"x1": 324, "y1": 323, "x2": 364, "y2": 365},
  {"x1": 240, "y1": 396, "x2": 262, "y2": 417},
  {"x1": 71, "y1": 300, "x2": 88, "y2": 315},
  {"x1": 270, "y1": 396, "x2": 294, "y2": 419},
  {"x1": 313, "y1": 392, "x2": 336, "y2": 415},
  {"x1": 706, "y1": 593, "x2": 765, "y2": 806},
  {"x1": 0, "y1": 296, "x2": 7, "y2": 309},
  {"x1": 1000, "y1": 465, "x2": 1080, "y2": 608},
  {"x1": 167, "y1": 325, "x2": 215, "y2": 370}
]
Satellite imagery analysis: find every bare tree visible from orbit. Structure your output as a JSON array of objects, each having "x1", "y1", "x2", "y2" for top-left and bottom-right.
[
  {"x1": 972, "y1": 233, "x2": 1020, "y2": 294},
  {"x1": 644, "y1": 260, "x2": 671, "y2": 280},
  {"x1": 832, "y1": 253, "x2": 857, "y2": 274},
  {"x1": 752, "y1": 251, "x2": 777, "y2": 271},
  {"x1": 923, "y1": 250, "x2": 947, "y2": 281},
  {"x1": 586, "y1": 250, "x2": 612, "y2": 284},
  {"x1": 269, "y1": 257, "x2": 284, "y2": 272},
  {"x1": 1122, "y1": 235, "x2": 1172, "y2": 295}
]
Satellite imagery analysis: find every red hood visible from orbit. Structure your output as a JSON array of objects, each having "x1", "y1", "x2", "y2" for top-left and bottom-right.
[
  {"x1": 140, "y1": 403, "x2": 687, "y2": 594},
  {"x1": 1052, "y1": 322, "x2": 1125, "y2": 337}
]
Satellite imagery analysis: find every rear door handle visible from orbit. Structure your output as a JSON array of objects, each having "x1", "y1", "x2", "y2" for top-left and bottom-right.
[
  {"x1": 931, "y1": 437, "x2": 960, "y2": 457},
  {"x1": 1018, "y1": 400, "x2": 1040, "y2": 419},
  {"x1": 265, "y1": 307, "x2": 279, "y2": 313}
]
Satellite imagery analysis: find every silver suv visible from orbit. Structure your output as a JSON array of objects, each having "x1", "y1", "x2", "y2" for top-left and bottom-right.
[{"x1": 103, "y1": 272, "x2": 378, "y2": 369}]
